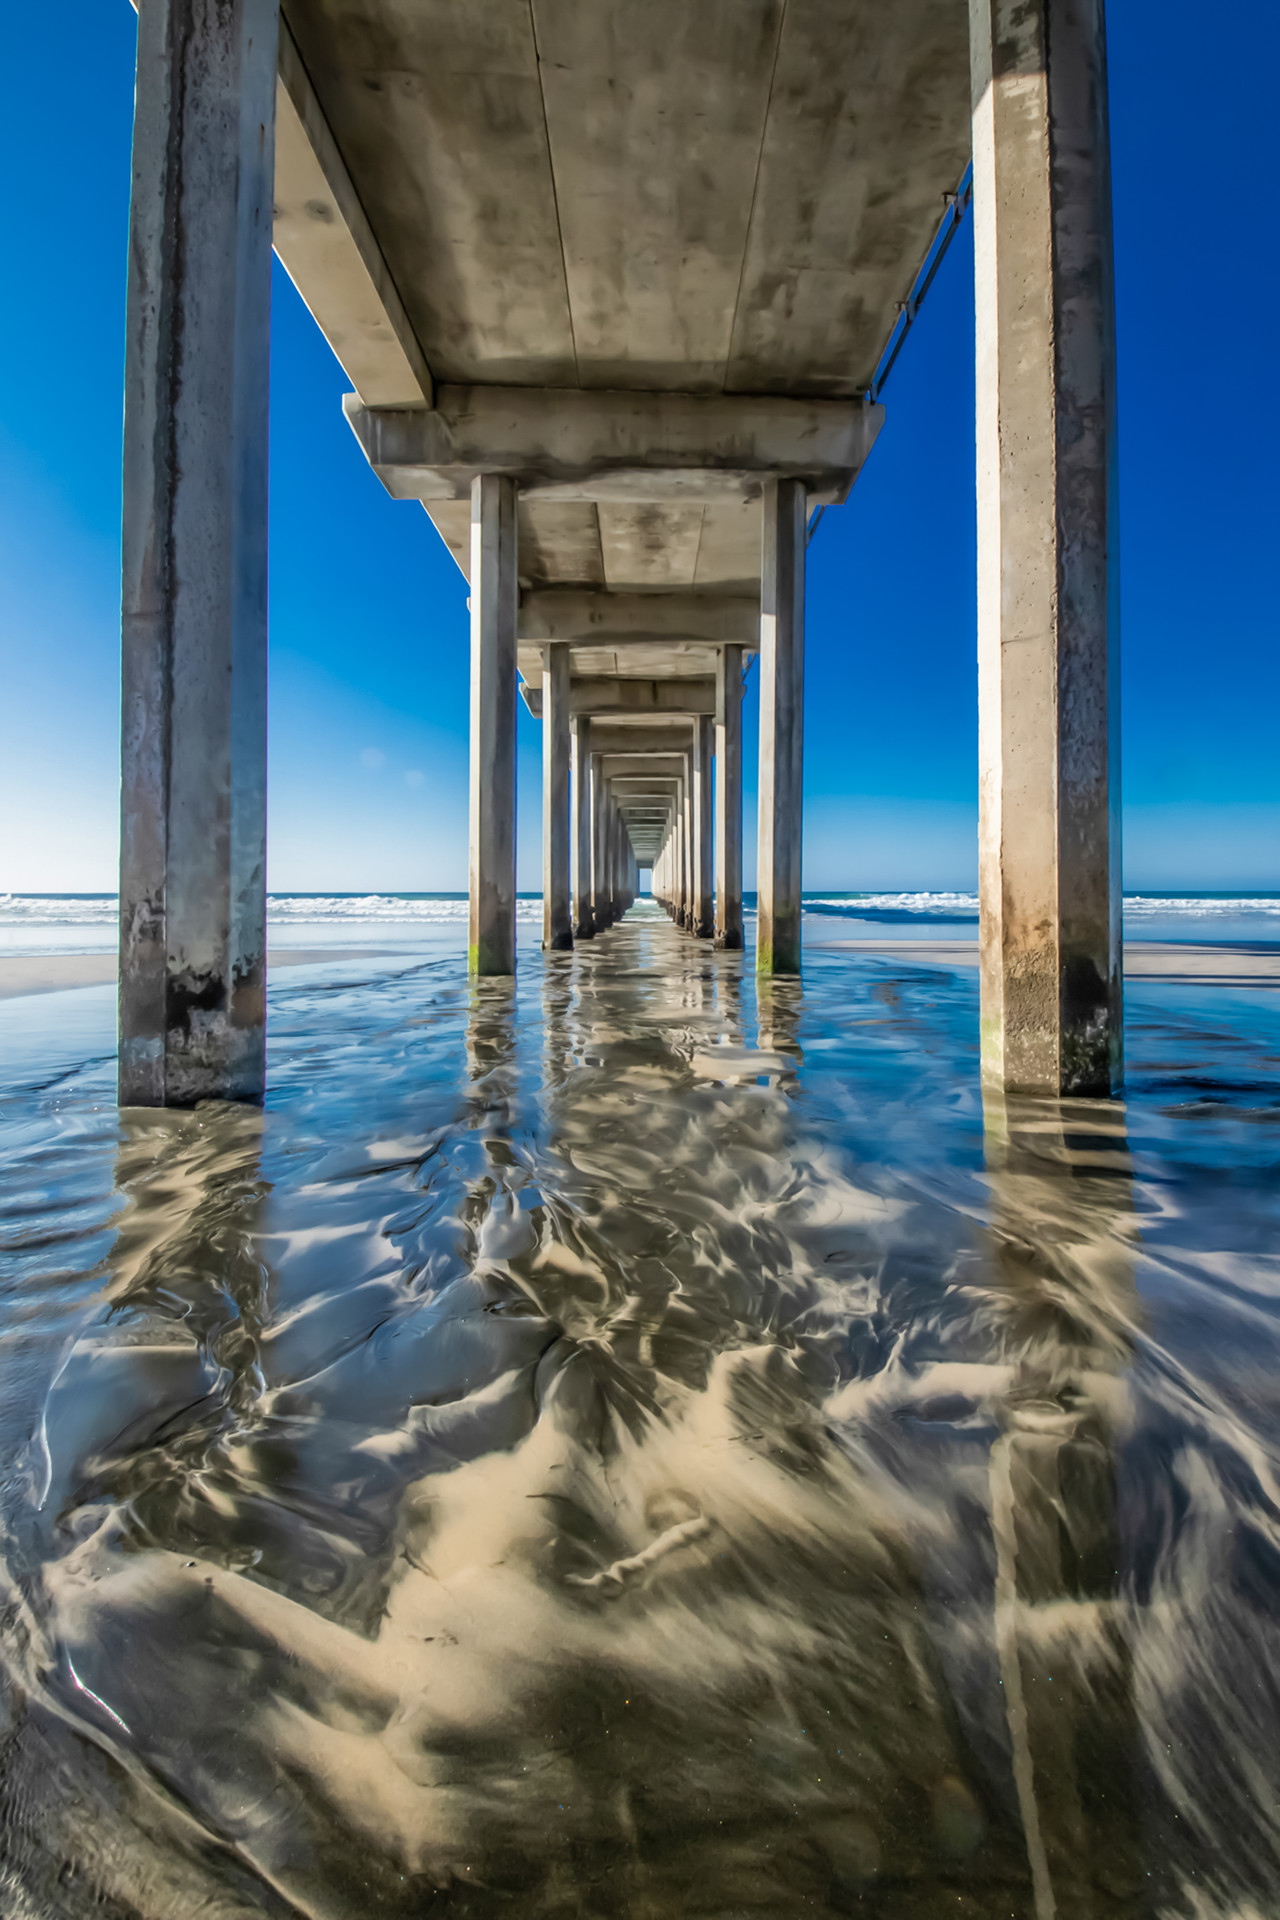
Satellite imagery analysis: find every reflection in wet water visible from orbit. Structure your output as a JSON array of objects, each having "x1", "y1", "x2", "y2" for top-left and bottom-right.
[{"x1": 3, "y1": 911, "x2": 1280, "y2": 1915}]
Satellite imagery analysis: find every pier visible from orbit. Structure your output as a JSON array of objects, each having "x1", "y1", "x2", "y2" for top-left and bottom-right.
[{"x1": 118, "y1": 0, "x2": 1119, "y2": 1105}]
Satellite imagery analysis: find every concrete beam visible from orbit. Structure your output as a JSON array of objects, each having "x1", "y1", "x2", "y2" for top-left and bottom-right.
[
  {"x1": 519, "y1": 676, "x2": 716, "y2": 719},
  {"x1": 345, "y1": 387, "x2": 883, "y2": 506},
  {"x1": 273, "y1": 18, "x2": 432, "y2": 407},
  {"x1": 971, "y1": 0, "x2": 1120, "y2": 1094},
  {"x1": 519, "y1": 590, "x2": 759, "y2": 645},
  {"x1": 598, "y1": 755, "x2": 688, "y2": 781},
  {"x1": 586, "y1": 724, "x2": 696, "y2": 757},
  {"x1": 120, "y1": 0, "x2": 276, "y2": 1106}
]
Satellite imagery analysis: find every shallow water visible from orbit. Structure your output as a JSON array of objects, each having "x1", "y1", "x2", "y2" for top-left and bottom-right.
[{"x1": 3, "y1": 909, "x2": 1280, "y2": 1918}]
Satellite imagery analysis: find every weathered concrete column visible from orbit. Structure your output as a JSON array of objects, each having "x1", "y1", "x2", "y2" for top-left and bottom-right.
[
  {"x1": 571, "y1": 716, "x2": 594, "y2": 940},
  {"x1": 541, "y1": 645, "x2": 573, "y2": 951},
  {"x1": 693, "y1": 716, "x2": 715, "y2": 937},
  {"x1": 679, "y1": 768, "x2": 693, "y2": 930},
  {"x1": 715, "y1": 645, "x2": 744, "y2": 950},
  {"x1": 469, "y1": 473, "x2": 519, "y2": 975},
  {"x1": 614, "y1": 801, "x2": 627, "y2": 914},
  {"x1": 756, "y1": 478, "x2": 806, "y2": 975},
  {"x1": 119, "y1": 0, "x2": 279, "y2": 1106},
  {"x1": 970, "y1": 0, "x2": 1120, "y2": 1094},
  {"x1": 590, "y1": 754, "x2": 611, "y2": 933}
]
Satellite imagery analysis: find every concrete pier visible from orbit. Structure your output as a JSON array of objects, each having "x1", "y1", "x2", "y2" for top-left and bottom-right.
[
  {"x1": 119, "y1": 0, "x2": 278, "y2": 1107},
  {"x1": 715, "y1": 646, "x2": 744, "y2": 950},
  {"x1": 113, "y1": 0, "x2": 1125, "y2": 1100},
  {"x1": 469, "y1": 474, "x2": 519, "y2": 976},
  {"x1": 541, "y1": 646, "x2": 573, "y2": 951},
  {"x1": 970, "y1": 0, "x2": 1120, "y2": 1093},
  {"x1": 756, "y1": 480, "x2": 807, "y2": 977}
]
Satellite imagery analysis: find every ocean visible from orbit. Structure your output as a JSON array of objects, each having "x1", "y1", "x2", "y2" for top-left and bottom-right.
[
  {"x1": 2, "y1": 898, "x2": 1280, "y2": 1915},
  {"x1": 4, "y1": 887, "x2": 1280, "y2": 955}
]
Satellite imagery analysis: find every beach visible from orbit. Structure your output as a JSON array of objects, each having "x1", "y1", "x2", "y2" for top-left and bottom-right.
[
  {"x1": 5, "y1": 893, "x2": 1280, "y2": 1914},
  {"x1": 6, "y1": 914, "x2": 1280, "y2": 999},
  {"x1": 0, "y1": 947, "x2": 403, "y2": 999}
]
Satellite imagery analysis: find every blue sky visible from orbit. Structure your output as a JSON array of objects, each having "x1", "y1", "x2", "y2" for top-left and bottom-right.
[{"x1": 0, "y1": 3, "x2": 1276, "y2": 894}]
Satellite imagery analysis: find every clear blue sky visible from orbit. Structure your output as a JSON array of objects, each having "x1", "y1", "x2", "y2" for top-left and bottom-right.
[{"x1": 1, "y1": 3, "x2": 1276, "y2": 894}]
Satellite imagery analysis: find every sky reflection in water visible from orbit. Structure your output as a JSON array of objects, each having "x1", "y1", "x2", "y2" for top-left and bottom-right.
[{"x1": 3, "y1": 911, "x2": 1280, "y2": 1918}]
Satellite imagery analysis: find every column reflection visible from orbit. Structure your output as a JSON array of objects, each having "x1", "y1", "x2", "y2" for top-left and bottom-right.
[{"x1": 981, "y1": 1088, "x2": 1145, "y2": 1920}]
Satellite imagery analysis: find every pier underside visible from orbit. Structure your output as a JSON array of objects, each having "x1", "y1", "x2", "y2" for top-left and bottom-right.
[{"x1": 118, "y1": 0, "x2": 1120, "y2": 1101}]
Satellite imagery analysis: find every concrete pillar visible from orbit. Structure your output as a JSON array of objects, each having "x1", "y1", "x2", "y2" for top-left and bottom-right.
[
  {"x1": 469, "y1": 473, "x2": 519, "y2": 975},
  {"x1": 715, "y1": 645, "x2": 744, "y2": 950},
  {"x1": 614, "y1": 800, "x2": 628, "y2": 913},
  {"x1": 679, "y1": 770, "x2": 693, "y2": 930},
  {"x1": 756, "y1": 478, "x2": 806, "y2": 976},
  {"x1": 541, "y1": 645, "x2": 573, "y2": 951},
  {"x1": 118, "y1": 0, "x2": 278, "y2": 1106},
  {"x1": 571, "y1": 717, "x2": 594, "y2": 940},
  {"x1": 970, "y1": 0, "x2": 1121, "y2": 1094},
  {"x1": 693, "y1": 715, "x2": 715, "y2": 938},
  {"x1": 590, "y1": 754, "x2": 611, "y2": 933}
]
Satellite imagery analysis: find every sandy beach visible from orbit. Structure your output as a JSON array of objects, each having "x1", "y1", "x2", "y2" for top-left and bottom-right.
[
  {"x1": 806, "y1": 937, "x2": 1280, "y2": 987},
  {"x1": 4, "y1": 937, "x2": 1279, "y2": 1002},
  {"x1": 0, "y1": 948, "x2": 404, "y2": 1001}
]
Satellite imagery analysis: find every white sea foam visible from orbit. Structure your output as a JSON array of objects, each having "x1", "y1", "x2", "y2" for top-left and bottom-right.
[{"x1": 2, "y1": 891, "x2": 1279, "y2": 933}]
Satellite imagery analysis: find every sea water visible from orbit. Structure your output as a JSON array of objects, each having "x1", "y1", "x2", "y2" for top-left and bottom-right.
[
  {"x1": 4, "y1": 887, "x2": 1280, "y2": 957},
  {"x1": 2, "y1": 906, "x2": 1280, "y2": 1917}
]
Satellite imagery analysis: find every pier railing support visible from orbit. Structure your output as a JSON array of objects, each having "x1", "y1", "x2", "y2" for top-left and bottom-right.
[
  {"x1": 119, "y1": 0, "x2": 278, "y2": 1106},
  {"x1": 715, "y1": 645, "x2": 744, "y2": 949},
  {"x1": 541, "y1": 645, "x2": 573, "y2": 950},
  {"x1": 469, "y1": 473, "x2": 519, "y2": 975},
  {"x1": 971, "y1": 0, "x2": 1120, "y2": 1093},
  {"x1": 756, "y1": 478, "x2": 806, "y2": 976}
]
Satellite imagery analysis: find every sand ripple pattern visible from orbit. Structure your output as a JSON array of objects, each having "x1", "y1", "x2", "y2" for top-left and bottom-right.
[{"x1": 3, "y1": 917, "x2": 1280, "y2": 1916}]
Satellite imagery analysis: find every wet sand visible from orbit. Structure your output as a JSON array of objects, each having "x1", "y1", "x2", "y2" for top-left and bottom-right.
[
  {"x1": 4, "y1": 938, "x2": 1280, "y2": 1003},
  {"x1": 5, "y1": 910, "x2": 1280, "y2": 1916},
  {"x1": 0, "y1": 947, "x2": 404, "y2": 1000},
  {"x1": 809, "y1": 936, "x2": 1280, "y2": 987}
]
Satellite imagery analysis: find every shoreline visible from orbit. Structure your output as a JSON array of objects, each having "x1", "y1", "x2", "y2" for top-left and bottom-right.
[
  {"x1": 3, "y1": 937, "x2": 1280, "y2": 1003},
  {"x1": 807, "y1": 937, "x2": 1280, "y2": 988},
  {"x1": 0, "y1": 948, "x2": 406, "y2": 1002}
]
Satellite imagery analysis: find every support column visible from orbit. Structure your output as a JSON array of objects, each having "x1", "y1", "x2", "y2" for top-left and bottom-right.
[
  {"x1": 693, "y1": 715, "x2": 715, "y2": 938},
  {"x1": 756, "y1": 479, "x2": 806, "y2": 976},
  {"x1": 971, "y1": 0, "x2": 1120, "y2": 1093},
  {"x1": 469, "y1": 473, "x2": 519, "y2": 975},
  {"x1": 611, "y1": 805, "x2": 624, "y2": 918},
  {"x1": 119, "y1": 0, "x2": 278, "y2": 1106},
  {"x1": 572, "y1": 717, "x2": 594, "y2": 939},
  {"x1": 590, "y1": 754, "x2": 610, "y2": 933},
  {"x1": 715, "y1": 645, "x2": 744, "y2": 950},
  {"x1": 541, "y1": 645, "x2": 573, "y2": 951},
  {"x1": 680, "y1": 768, "x2": 693, "y2": 931}
]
